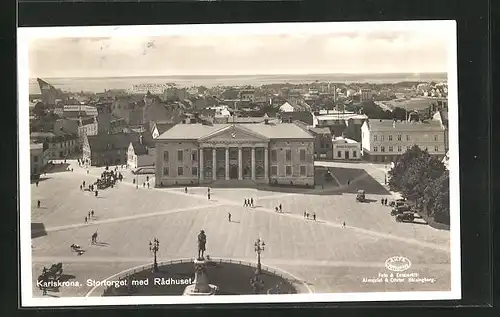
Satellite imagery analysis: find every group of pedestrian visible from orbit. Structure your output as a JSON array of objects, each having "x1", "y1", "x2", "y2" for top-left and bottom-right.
[
  {"x1": 380, "y1": 198, "x2": 389, "y2": 205},
  {"x1": 244, "y1": 198, "x2": 254, "y2": 207},
  {"x1": 274, "y1": 204, "x2": 283, "y2": 213},
  {"x1": 84, "y1": 210, "x2": 95, "y2": 223},
  {"x1": 303, "y1": 211, "x2": 317, "y2": 221}
]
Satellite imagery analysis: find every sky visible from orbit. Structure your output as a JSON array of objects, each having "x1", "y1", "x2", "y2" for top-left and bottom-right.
[{"x1": 26, "y1": 25, "x2": 452, "y2": 78}]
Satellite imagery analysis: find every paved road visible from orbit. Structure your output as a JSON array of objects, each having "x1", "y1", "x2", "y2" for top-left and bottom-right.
[{"x1": 30, "y1": 160, "x2": 451, "y2": 297}]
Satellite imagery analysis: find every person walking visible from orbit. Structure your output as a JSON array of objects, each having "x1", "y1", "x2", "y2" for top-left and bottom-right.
[
  {"x1": 208, "y1": 193, "x2": 211, "y2": 200},
  {"x1": 250, "y1": 198, "x2": 254, "y2": 207},
  {"x1": 37, "y1": 200, "x2": 40, "y2": 208},
  {"x1": 88, "y1": 211, "x2": 91, "y2": 220},
  {"x1": 85, "y1": 216, "x2": 87, "y2": 223},
  {"x1": 185, "y1": 187, "x2": 188, "y2": 193},
  {"x1": 83, "y1": 181, "x2": 86, "y2": 187},
  {"x1": 342, "y1": 221, "x2": 346, "y2": 228},
  {"x1": 147, "y1": 182, "x2": 150, "y2": 189},
  {"x1": 306, "y1": 212, "x2": 309, "y2": 219},
  {"x1": 279, "y1": 204, "x2": 282, "y2": 213},
  {"x1": 244, "y1": 199, "x2": 248, "y2": 207},
  {"x1": 313, "y1": 213, "x2": 316, "y2": 221},
  {"x1": 36, "y1": 180, "x2": 39, "y2": 187},
  {"x1": 275, "y1": 207, "x2": 279, "y2": 213},
  {"x1": 303, "y1": 211, "x2": 306, "y2": 218},
  {"x1": 143, "y1": 182, "x2": 146, "y2": 188},
  {"x1": 80, "y1": 185, "x2": 83, "y2": 191},
  {"x1": 91, "y1": 210, "x2": 94, "y2": 218},
  {"x1": 228, "y1": 212, "x2": 232, "y2": 222}
]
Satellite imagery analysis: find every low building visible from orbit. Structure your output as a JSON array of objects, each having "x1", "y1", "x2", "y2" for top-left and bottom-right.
[
  {"x1": 30, "y1": 131, "x2": 79, "y2": 160},
  {"x1": 359, "y1": 89, "x2": 373, "y2": 101},
  {"x1": 154, "y1": 122, "x2": 315, "y2": 187},
  {"x1": 332, "y1": 137, "x2": 361, "y2": 160},
  {"x1": 279, "y1": 102, "x2": 295, "y2": 113},
  {"x1": 361, "y1": 119, "x2": 446, "y2": 163},
  {"x1": 127, "y1": 136, "x2": 155, "y2": 170},
  {"x1": 82, "y1": 133, "x2": 139, "y2": 166},
  {"x1": 239, "y1": 90, "x2": 255, "y2": 103},
  {"x1": 308, "y1": 127, "x2": 333, "y2": 160},
  {"x1": 30, "y1": 143, "x2": 49, "y2": 178}
]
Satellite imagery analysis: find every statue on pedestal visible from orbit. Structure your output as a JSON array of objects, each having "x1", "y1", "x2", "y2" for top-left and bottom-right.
[{"x1": 183, "y1": 229, "x2": 217, "y2": 295}]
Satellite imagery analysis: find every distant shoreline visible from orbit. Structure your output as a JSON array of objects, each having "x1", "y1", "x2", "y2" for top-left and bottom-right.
[{"x1": 28, "y1": 73, "x2": 447, "y2": 94}]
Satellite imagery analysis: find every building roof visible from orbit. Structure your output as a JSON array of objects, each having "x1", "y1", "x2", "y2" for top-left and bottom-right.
[
  {"x1": 309, "y1": 127, "x2": 332, "y2": 135},
  {"x1": 130, "y1": 141, "x2": 149, "y2": 155},
  {"x1": 157, "y1": 123, "x2": 314, "y2": 141},
  {"x1": 154, "y1": 122, "x2": 176, "y2": 135},
  {"x1": 366, "y1": 119, "x2": 444, "y2": 132},
  {"x1": 87, "y1": 133, "x2": 138, "y2": 152}
]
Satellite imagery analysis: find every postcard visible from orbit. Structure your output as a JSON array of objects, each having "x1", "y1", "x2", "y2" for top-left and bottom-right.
[{"x1": 18, "y1": 21, "x2": 460, "y2": 307}]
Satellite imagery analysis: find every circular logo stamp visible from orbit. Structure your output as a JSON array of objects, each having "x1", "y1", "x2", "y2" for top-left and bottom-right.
[{"x1": 385, "y1": 256, "x2": 412, "y2": 272}]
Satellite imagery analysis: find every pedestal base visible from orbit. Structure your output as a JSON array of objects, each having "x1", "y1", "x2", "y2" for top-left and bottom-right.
[{"x1": 182, "y1": 284, "x2": 218, "y2": 296}]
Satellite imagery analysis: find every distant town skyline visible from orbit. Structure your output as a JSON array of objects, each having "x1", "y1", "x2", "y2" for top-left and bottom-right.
[{"x1": 26, "y1": 25, "x2": 453, "y2": 78}]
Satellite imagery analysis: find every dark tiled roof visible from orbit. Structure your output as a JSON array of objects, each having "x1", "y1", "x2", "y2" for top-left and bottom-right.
[
  {"x1": 155, "y1": 122, "x2": 176, "y2": 135},
  {"x1": 130, "y1": 141, "x2": 149, "y2": 155},
  {"x1": 309, "y1": 127, "x2": 332, "y2": 135},
  {"x1": 87, "y1": 133, "x2": 138, "y2": 152},
  {"x1": 280, "y1": 111, "x2": 314, "y2": 125}
]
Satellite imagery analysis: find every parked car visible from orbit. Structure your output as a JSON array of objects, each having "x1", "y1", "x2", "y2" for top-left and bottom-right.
[
  {"x1": 395, "y1": 211, "x2": 415, "y2": 222},
  {"x1": 390, "y1": 204, "x2": 410, "y2": 216},
  {"x1": 389, "y1": 198, "x2": 406, "y2": 207}
]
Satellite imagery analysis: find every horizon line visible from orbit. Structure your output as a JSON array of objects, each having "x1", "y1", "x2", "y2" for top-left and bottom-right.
[{"x1": 31, "y1": 71, "x2": 448, "y2": 80}]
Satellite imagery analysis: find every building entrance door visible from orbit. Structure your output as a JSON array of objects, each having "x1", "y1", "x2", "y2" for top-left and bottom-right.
[
  {"x1": 230, "y1": 165, "x2": 238, "y2": 179},
  {"x1": 345, "y1": 151, "x2": 349, "y2": 159}
]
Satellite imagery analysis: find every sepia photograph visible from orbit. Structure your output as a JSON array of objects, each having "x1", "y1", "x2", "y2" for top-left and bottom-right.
[{"x1": 18, "y1": 21, "x2": 460, "y2": 306}]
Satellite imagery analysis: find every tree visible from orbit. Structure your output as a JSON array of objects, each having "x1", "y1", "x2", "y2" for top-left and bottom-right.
[
  {"x1": 388, "y1": 145, "x2": 425, "y2": 192},
  {"x1": 423, "y1": 170, "x2": 450, "y2": 224},
  {"x1": 392, "y1": 107, "x2": 407, "y2": 121},
  {"x1": 33, "y1": 102, "x2": 46, "y2": 118}
]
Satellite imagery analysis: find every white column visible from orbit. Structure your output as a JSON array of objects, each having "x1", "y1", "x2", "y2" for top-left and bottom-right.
[
  {"x1": 238, "y1": 147, "x2": 243, "y2": 180},
  {"x1": 264, "y1": 147, "x2": 268, "y2": 179},
  {"x1": 199, "y1": 148, "x2": 204, "y2": 180},
  {"x1": 251, "y1": 147, "x2": 256, "y2": 180},
  {"x1": 212, "y1": 148, "x2": 217, "y2": 180},
  {"x1": 225, "y1": 147, "x2": 230, "y2": 180}
]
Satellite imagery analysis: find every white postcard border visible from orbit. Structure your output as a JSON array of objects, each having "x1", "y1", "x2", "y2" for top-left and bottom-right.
[{"x1": 18, "y1": 20, "x2": 461, "y2": 307}]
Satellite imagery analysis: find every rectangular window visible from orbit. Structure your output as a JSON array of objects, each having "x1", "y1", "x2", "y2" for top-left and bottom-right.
[
  {"x1": 286, "y1": 149, "x2": 292, "y2": 161},
  {"x1": 271, "y1": 166, "x2": 278, "y2": 176},
  {"x1": 373, "y1": 146, "x2": 378, "y2": 152},
  {"x1": 285, "y1": 165, "x2": 292, "y2": 176},
  {"x1": 397, "y1": 134, "x2": 402, "y2": 141},
  {"x1": 33, "y1": 155, "x2": 38, "y2": 162},
  {"x1": 192, "y1": 166, "x2": 198, "y2": 176},
  {"x1": 163, "y1": 151, "x2": 169, "y2": 162},
  {"x1": 388, "y1": 146, "x2": 393, "y2": 152},
  {"x1": 435, "y1": 145, "x2": 439, "y2": 152},
  {"x1": 177, "y1": 150, "x2": 183, "y2": 162},
  {"x1": 388, "y1": 135, "x2": 393, "y2": 141},
  {"x1": 300, "y1": 166, "x2": 306, "y2": 176},
  {"x1": 397, "y1": 146, "x2": 402, "y2": 152},
  {"x1": 380, "y1": 135, "x2": 384, "y2": 141},
  {"x1": 300, "y1": 149, "x2": 306, "y2": 162},
  {"x1": 337, "y1": 151, "x2": 342, "y2": 158},
  {"x1": 381, "y1": 146, "x2": 385, "y2": 152},
  {"x1": 163, "y1": 167, "x2": 169, "y2": 176},
  {"x1": 270, "y1": 149, "x2": 277, "y2": 162},
  {"x1": 406, "y1": 135, "x2": 410, "y2": 141},
  {"x1": 352, "y1": 151, "x2": 357, "y2": 158},
  {"x1": 434, "y1": 135, "x2": 438, "y2": 141},
  {"x1": 191, "y1": 150, "x2": 197, "y2": 161},
  {"x1": 373, "y1": 135, "x2": 377, "y2": 141},
  {"x1": 177, "y1": 166, "x2": 184, "y2": 176}
]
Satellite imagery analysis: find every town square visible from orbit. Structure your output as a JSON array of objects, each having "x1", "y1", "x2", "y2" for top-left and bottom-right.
[{"x1": 30, "y1": 159, "x2": 450, "y2": 297}]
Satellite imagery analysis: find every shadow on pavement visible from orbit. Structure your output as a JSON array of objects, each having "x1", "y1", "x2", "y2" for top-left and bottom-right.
[{"x1": 31, "y1": 223, "x2": 47, "y2": 239}]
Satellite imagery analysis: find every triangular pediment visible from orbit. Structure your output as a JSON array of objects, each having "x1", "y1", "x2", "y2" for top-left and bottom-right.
[{"x1": 199, "y1": 125, "x2": 268, "y2": 142}]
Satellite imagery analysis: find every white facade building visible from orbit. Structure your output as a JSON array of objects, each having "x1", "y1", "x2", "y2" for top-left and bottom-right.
[
  {"x1": 279, "y1": 102, "x2": 295, "y2": 113},
  {"x1": 30, "y1": 143, "x2": 49, "y2": 177},
  {"x1": 332, "y1": 137, "x2": 361, "y2": 160},
  {"x1": 361, "y1": 119, "x2": 447, "y2": 163}
]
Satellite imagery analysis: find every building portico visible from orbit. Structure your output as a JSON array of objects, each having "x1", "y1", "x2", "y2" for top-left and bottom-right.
[{"x1": 154, "y1": 123, "x2": 315, "y2": 187}]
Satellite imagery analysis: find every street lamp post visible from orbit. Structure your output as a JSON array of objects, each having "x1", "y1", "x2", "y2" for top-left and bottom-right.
[
  {"x1": 149, "y1": 238, "x2": 159, "y2": 272},
  {"x1": 254, "y1": 238, "x2": 265, "y2": 274},
  {"x1": 136, "y1": 175, "x2": 138, "y2": 189}
]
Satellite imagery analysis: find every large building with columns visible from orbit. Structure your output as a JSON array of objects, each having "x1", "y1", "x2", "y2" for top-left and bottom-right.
[{"x1": 154, "y1": 122, "x2": 315, "y2": 187}]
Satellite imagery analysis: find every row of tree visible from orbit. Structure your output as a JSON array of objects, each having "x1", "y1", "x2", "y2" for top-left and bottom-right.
[{"x1": 388, "y1": 145, "x2": 450, "y2": 225}]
